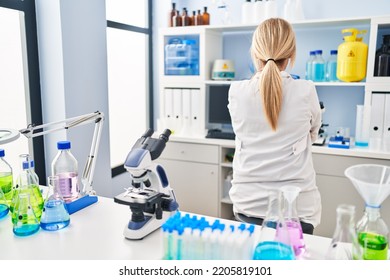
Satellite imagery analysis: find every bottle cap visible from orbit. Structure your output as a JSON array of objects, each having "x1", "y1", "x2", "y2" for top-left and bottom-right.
[
  {"x1": 316, "y1": 50, "x2": 323, "y2": 55},
  {"x1": 330, "y1": 50, "x2": 338, "y2": 55},
  {"x1": 0, "y1": 149, "x2": 4, "y2": 157},
  {"x1": 23, "y1": 161, "x2": 29, "y2": 170},
  {"x1": 57, "y1": 141, "x2": 71, "y2": 150}
]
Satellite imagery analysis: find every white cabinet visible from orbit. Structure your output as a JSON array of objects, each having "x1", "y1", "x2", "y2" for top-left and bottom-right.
[{"x1": 156, "y1": 141, "x2": 219, "y2": 217}]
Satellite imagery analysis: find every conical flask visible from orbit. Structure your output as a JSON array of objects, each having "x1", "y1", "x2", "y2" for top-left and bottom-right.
[
  {"x1": 12, "y1": 192, "x2": 40, "y2": 236},
  {"x1": 0, "y1": 186, "x2": 9, "y2": 219},
  {"x1": 10, "y1": 154, "x2": 44, "y2": 222},
  {"x1": 345, "y1": 164, "x2": 390, "y2": 260},
  {"x1": 325, "y1": 204, "x2": 363, "y2": 260},
  {"x1": 40, "y1": 175, "x2": 70, "y2": 231},
  {"x1": 280, "y1": 186, "x2": 305, "y2": 257},
  {"x1": 253, "y1": 190, "x2": 295, "y2": 260}
]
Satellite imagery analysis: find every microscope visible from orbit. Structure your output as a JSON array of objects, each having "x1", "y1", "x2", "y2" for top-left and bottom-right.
[{"x1": 114, "y1": 128, "x2": 179, "y2": 240}]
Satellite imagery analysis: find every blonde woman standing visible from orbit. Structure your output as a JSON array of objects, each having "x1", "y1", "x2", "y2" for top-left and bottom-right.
[{"x1": 227, "y1": 18, "x2": 322, "y2": 234}]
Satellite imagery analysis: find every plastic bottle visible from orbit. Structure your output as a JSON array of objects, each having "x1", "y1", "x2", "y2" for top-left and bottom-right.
[
  {"x1": 294, "y1": 0, "x2": 305, "y2": 21},
  {"x1": 337, "y1": 28, "x2": 368, "y2": 82},
  {"x1": 0, "y1": 149, "x2": 13, "y2": 206},
  {"x1": 52, "y1": 141, "x2": 80, "y2": 201},
  {"x1": 326, "y1": 50, "x2": 338, "y2": 82},
  {"x1": 241, "y1": 0, "x2": 253, "y2": 25},
  {"x1": 312, "y1": 50, "x2": 326, "y2": 82},
  {"x1": 305, "y1": 50, "x2": 316, "y2": 80},
  {"x1": 253, "y1": 0, "x2": 266, "y2": 24},
  {"x1": 283, "y1": 0, "x2": 294, "y2": 22},
  {"x1": 325, "y1": 204, "x2": 363, "y2": 260},
  {"x1": 264, "y1": 0, "x2": 278, "y2": 20},
  {"x1": 374, "y1": 34, "x2": 390, "y2": 76},
  {"x1": 202, "y1": 6, "x2": 210, "y2": 25}
]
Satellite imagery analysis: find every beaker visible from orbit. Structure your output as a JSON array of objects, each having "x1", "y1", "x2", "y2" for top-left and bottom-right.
[
  {"x1": 253, "y1": 190, "x2": 295, "y2": 260},
  {"x1": 325, "y1": 204, "x2": 363, "y2": 260},
  {"x1": 40, "y1": 175, "x2": 70, "y2": 231},
  {"x1": 12, "y1": 192, "x2": 40, "y2": 237},
  {"x1": 345, "y1": 164, "x2": 390, "y2": 260},
  {"x1": 280, "y1": 186, "x2": 305, "y2": 257},
  {"x1": 0, "y1": 187, "x2": 9, "y2": 219}
]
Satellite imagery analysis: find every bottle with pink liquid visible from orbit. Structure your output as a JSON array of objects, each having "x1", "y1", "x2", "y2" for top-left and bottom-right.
[
  {"x1": 52, "y1": 141, "x2": 79, "y2": 201},
  {"x1": 278, "y1": 185, "x2": 306, "y2": 257}
]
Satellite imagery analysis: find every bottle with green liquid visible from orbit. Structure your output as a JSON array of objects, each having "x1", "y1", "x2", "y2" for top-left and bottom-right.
[
  {"x1": 356, "y1": 206, "x2": 388, "y2": 260},
  {"x1": 0, "y1": 149, "x2": 13, "y2": 206},
  {"x1": 10, "y1": 154, "x2": 44, "y2": 222}
]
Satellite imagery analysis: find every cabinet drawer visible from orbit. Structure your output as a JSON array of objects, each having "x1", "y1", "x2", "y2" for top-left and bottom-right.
[
  {"x1": 161, "y1": 141, "x2": 219, "y2": 164},
  {"x1": 313, "y1": 153, "x2": 390, "y2": 177}
]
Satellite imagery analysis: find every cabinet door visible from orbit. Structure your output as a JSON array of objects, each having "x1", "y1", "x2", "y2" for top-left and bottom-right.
[{"x1": 156, "y1": 158, "x2": 219, "y2": 217}]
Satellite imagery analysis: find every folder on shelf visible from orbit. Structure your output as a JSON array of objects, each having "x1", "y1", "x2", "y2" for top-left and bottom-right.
[
  {"x1": 163, "y1": 88, "x2": 174, "y2": 132},
  {"x1": 191, "y1": 88, "x2": 202, "y2": 136},
  {"x1": 181, "y1": 88, "x2": 192, "y2": 135},
  {"x1": 383, "y1": 94, "x2": 390, "y2": 151},
  {"x1": 172, "y1": 88, "x2": 183, "y2": 135},
  {"x1": 369, "y1": 93, "x2": 385, "y2": 150}
]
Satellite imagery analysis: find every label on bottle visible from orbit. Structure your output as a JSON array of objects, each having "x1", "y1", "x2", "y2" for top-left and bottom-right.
[
  {"x1": 358, "y1": 232, "x2": 389, "y2": 260},
  {"x1": 57, "y1": 172, "x2": 79, "y2": 200}
]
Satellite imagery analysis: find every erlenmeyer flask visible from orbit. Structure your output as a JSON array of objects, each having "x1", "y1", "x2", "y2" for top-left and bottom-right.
[
  {"x1": 253, "y1": 190, "x2": 295, "y2": 260},
  {"x1": 325, "y1": 204, "x2": 363, "y2": 260},
  {"x1": 40, "y1": 175, "x2": 70, "y2": 231},
  {"x1": 345, "y1": 164, "x2": 390, "y2": 260},
  {"x1": 12, "y1": 192, "x2": 40, "y2": 236},
  {"x1": 280, "y1": 186, "x2": 305, "y2": 257},
  {"x1": 10, "y1": 154, "x2": 44, "y2": 222},
  {"x1": 0, "y1": 187, "x2": 9, "y2": 219}
]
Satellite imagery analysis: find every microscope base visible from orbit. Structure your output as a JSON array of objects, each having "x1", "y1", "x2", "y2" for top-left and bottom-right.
[{"x1": 124, "y1": 211, "x2": 174, "y2": 240}]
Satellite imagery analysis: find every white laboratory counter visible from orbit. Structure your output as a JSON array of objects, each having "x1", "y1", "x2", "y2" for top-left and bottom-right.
[{"x1": 0, "y1": 196, "x2": 332, "y2": 260}]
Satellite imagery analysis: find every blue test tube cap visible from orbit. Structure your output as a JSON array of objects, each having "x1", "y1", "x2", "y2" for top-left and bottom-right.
[{"x1": 0, "y1": 149, "x2": 4, "y2": 157}]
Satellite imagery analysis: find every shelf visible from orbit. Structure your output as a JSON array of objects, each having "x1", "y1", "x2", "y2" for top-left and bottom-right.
[
  {"x1": 313, "y1": 82, "x2": 366, "y2": 87},
  {"x1": 205, "y1": 16, "x2": 371, "y2": 33},
  {"x1": 205, "y1": 80, "x2": 233, "y2": 85}
]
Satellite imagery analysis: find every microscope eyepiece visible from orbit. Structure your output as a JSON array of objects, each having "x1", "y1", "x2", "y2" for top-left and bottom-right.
[{"x1": 159, "y1": 129, "x2": 171, "y2": 143}]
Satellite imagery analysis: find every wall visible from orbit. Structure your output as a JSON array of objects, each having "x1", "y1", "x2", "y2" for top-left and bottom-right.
[
  {"x1": 35, "y1": 0, "x2": 113, "y2": 197},
  {"x1": 152, "y1": 0, "x2": 390, "y2": 129}
]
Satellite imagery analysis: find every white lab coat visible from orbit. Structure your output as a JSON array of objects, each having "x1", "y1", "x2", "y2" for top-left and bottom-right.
[{"x1": 227, "y1": 71, "x2": 322, "y2": 227}]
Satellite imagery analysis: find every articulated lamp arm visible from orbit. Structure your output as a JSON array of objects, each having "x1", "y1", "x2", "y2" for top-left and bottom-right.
[{"x1": 19, "y1": 111, "x2": 104, "y2": 195}]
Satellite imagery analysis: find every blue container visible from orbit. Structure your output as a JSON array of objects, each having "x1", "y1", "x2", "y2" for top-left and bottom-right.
[
  {"x1": 164, "y1": 36, "x2": 199, "y2": 76},
  {"x1": 326, "y1": 50, "x2": 338, "y2": 82}
]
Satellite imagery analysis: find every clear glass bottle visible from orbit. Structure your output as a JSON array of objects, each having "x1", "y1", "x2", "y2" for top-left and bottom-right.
[
  {"x1": 40, "y1": 175, "x2": 70, "y2": 231},
  {"x1": 312, "y1": 50, "x2": 326, "y2": 82},
  {"x1": 280, "y1": 186, "x2": 305, "y2": 257},
  {"x1": 0, "y1": 148, "x2": 13, "y2": 206},
  {"x1": 326, "y1": 50, "x2": 338, "y2": 82},
  {"x1": 326, "y1": 204, "x2": 363, "y2": 260},
  {"x1": 12, "y1": 192, "x2": 40, "y2": 236},
  {"x1": 357, "y1": 206, "x2": 389, "y2": 260},
  {"x1": 253, "y1": 190, "x2": 295, "y2": 260},
  {"x1": 305, "y1": 50, "x2": 316, "y2": 80},
  {"x1": 10, "y1": 154, "x2": 44, "y2": 222},
  {"x1": 52, "y1": 141, "x2": 80, "y2": 201}
]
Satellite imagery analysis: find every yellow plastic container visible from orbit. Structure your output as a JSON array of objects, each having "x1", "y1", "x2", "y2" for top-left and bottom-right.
[{"x1": 337, "y1": 28, "x2": 368, "y2": 82}]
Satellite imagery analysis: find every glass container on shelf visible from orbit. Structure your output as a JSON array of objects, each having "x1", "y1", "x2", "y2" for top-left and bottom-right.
[
  {"x1": 164, "y1": 35, "x2": 200, "y2": 76},
  {"x1": 345, "y1": 164, "x2": 390, "y2": 260},
  {"x1": 374, "y1": 34, "x2": 390, "y2": 76}
]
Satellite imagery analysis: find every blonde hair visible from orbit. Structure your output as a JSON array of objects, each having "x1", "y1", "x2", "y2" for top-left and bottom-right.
[{"x1": 250, "y1": 18, "x2": 296, "y2": 131}]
